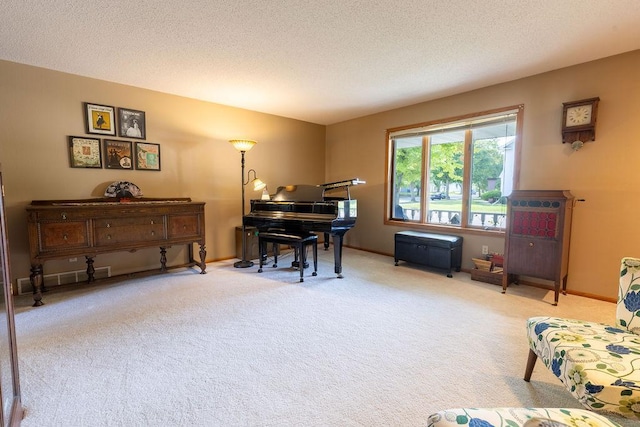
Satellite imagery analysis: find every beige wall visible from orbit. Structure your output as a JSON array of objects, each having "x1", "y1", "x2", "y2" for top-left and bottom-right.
[
  {"x1": 327, "y1": 50, "x2": 640, "y2": 301},
  {"x1": 0, "y1": 60, "x2": 325, "y2": 284},
  {"x1": 3, "y1": 50, "x2": 639, "y2": 302}
]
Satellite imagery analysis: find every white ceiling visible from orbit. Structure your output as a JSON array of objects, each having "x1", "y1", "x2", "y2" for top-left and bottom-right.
[{"x1": 2, "y1": 1, "x2": 640, "y2": 125}]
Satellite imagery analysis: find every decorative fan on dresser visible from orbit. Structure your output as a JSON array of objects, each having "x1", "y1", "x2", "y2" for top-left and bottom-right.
[{"x1": 104, "y1": 181, "x2": 143, "y2": 199}]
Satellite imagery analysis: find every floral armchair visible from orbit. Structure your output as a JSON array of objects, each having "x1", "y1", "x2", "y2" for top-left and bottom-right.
[
  {"x1": 525, "y1": 257, "x2": 640, "y2": 420},
  {"x1": 427, "y1": 407, "x2": 622, "y2": 427}
]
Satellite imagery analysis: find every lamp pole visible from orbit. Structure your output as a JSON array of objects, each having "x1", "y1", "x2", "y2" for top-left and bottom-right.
[
  {"x1": 230, "y1": 139, "x2": 258, "y2": 268},
  {"x1": 235, "y1": 149, "x2": 253, "y2": 268}
]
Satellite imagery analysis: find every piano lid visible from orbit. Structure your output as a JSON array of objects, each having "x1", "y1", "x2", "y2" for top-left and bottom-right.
[
  {"x1": 271, "y1": 178, "x2": 365, "y2": 201},
  {"x1": 272, "y1": 185, "x2": 324, "y2": 201}
]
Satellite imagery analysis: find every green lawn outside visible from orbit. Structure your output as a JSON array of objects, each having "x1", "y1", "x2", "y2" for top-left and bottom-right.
[{"x1": 400, "y1": 199, "x2": 506, "y2": 214}]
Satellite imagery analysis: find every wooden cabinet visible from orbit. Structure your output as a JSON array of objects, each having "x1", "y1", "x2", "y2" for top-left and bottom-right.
[
  {"x1": 235, "y1": 226, "x2": 260, "y2": 260},
  {"x1": 0, "y1": 170, "x2": 24, "y2": 426},
  {"x1": 503, "y1": 190, "x2": 574, "y2": 305},
  {"x1": 27, "y1": 198, "x2": 206, "y2": 307}
]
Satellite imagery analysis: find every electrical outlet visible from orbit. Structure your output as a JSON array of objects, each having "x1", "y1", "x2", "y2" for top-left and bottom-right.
[
  {"x1": 481, "y1": 245, "x2": 489, "y2": 255},
  {"x1": 69, "y1": 257, "x2": 78, "y2": 262}
]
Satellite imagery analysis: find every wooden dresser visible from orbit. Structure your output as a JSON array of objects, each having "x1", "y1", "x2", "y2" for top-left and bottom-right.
[
  {"x1": 503, "y1": 190, "x2": 574, "y2": 305},
  {"x1": 26, "y1": 198, "x2": 206, "y2": 306}
]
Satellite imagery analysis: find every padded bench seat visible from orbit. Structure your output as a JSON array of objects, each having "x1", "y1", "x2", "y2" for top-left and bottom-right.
[
  {"x1": 257, "y1": 232, "x2": 318, "y2": 282},
  {"x1": 394, "y1": 231, "x2": 462, "y2": 277}
]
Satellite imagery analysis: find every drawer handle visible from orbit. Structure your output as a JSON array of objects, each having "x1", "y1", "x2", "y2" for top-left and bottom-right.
[
  {"x1": 107, "y1": 235, "x2": 112, "y2": 240},
  {"x1": 183, "y1": 225, "x2": 187, "y2": 229},
  {"x1": 151, "y1": 231, "x2": 155, "y2": 236},
  {"x1": 63, "y1": 234, "x2": 68, "y2": 240},
  {"x1": 529, "y1": 242, "x2": 534, "y2": 247},
  {"x1": 151, "y1": 220, "x2": 154, "y2": 224},
  {"x1": 61, "y1": 213, "x2": 67, "y2": 220},
  {"x1": 106, "y1": 223, "x2": 111, "y2": 228}
]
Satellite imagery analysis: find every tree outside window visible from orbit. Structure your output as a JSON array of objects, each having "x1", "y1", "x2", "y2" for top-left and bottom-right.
[{"x1": 387, "y1": 105, "x2": 522, "y2": 230}]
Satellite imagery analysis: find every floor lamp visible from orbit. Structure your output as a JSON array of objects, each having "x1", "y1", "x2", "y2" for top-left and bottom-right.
[{"x1": 230, "y1": 139, "x2": 266, "y2": 268}]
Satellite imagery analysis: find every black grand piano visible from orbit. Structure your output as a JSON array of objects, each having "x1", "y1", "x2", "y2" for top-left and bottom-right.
[{"x1": 243, "y1": 178, "x2": 364, "y2": 278}]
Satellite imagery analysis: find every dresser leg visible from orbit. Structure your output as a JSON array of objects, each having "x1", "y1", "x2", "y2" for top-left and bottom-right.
[
  {"x1": 30, "y1": 264, "x2": 44, "y2": 307},
  {"x1": 160, "y1": 247, "x2": 167, "y2": 272},
  {"x1": 85, "y1": 256, "x2": 95, "y2": 282},
  {"x1": 198, "y1": 244, "x2": 207, "y2": 274}
]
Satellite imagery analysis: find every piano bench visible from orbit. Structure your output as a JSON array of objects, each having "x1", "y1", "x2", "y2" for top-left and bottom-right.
[{"x1": 257, "y1": 232, "x2": 318, "y2": 282}]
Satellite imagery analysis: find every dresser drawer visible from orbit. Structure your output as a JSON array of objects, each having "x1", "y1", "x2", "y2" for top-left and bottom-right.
[
  {"x1": 94, "y1": 216, "x2": 165, "y2": 246},
  {"x1": 33, "y1": 209, "x2": 90, "y2": 221},
  {"x1": 94, "y1": 216, "x2": 164, "y2": 229},
  {"x1": 38, "y1": 221, "x2": 90, "y2": 251},
  {"x1": 168, "y1": 214, "x2": 201, "y2": 238}
]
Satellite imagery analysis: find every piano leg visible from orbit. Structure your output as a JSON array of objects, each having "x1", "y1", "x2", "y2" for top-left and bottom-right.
[
  {"x1": 332, "y1": 233, "x2": 345, "y2": 279},
  {"x1": 323, "y1": 232, "x2": 330, "y2": 250}
]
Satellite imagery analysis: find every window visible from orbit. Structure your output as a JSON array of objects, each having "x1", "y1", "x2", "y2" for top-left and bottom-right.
[{"x1": 387, "y1": 105, "x2": 522, "y2": 231}]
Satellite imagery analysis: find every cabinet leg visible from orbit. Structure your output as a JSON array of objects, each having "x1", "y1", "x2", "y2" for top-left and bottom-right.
[
  {"x1": 85, "y1": 256, "x2": 95, "y2": 283},
  {"x1": 30, "y1": 264, "x2": 45, "y2": 307},
  {"x1": 198, "y1": 244, "x2": 207, "y2": 274},
  {"x1": 160, "y1": 247, "x2": 167, "y2": 272}
]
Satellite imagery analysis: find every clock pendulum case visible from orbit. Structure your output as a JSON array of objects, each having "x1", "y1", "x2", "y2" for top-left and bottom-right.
[{"x1": 561, "y1": 97, "x2": 600, "y2": 145}]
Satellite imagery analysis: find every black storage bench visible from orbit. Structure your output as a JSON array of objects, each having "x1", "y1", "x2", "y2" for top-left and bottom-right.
[{"x1": 394, "y1": 231, "x2": 463, "y2": 277}]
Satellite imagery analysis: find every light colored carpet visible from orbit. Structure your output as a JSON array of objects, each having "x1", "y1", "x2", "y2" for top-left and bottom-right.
[{"x1": 12, "y1": 247, "x2": 635, "y2": 426}]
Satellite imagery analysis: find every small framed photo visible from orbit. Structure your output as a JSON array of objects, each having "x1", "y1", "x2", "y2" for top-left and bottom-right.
[
  {"x1": 68, "y1": 136, "x2": 102, "y2": 168},
  {"x1": 118, "y1": 107, "x2": 146, "y2": 139},
  {"x1": 84, "y1": 102, "x2": 116, "y2": 135},
  {"x1": 135, "y1": 142, "x2": 161, "y2": 171},
  {"x1": 104, "y1": 139, "x2": 133, "y2": 169}
]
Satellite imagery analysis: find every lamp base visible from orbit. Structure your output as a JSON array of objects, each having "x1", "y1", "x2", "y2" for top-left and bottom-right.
[{"x1": 233, "y1": 260, "x2": 254, "y2": 268}]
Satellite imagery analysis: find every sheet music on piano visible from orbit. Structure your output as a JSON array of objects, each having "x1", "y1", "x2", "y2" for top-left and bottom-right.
[{"x1": 320, "y1": 178, "x2": 365, "y2": 200}]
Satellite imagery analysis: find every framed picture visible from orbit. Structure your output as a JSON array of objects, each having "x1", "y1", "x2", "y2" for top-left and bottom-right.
[
  {"x1": 104, "y1": 139, "x2": 133, "y2": 169},
  {"x1": 68, "y1": 136, "x2": 102, "y2": 168},
  {"x1": 84, "y1": 102, "x2": 116, "y2": 135},
  {"x1": 118, "y1": 107, "x2": 146, "y2": 139},
  {"x1": 135, "y1": 142, "x2": 161, "y2": 171}
]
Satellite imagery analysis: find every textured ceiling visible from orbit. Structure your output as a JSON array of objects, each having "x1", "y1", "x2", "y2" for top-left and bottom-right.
[{"x1": 2, "y1": 1, "x2": 640, "y2": 125}]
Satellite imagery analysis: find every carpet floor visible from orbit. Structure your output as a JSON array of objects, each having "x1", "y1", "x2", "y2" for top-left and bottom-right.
[{"x1": 11, "y1": 247, "x2": 635, "y2": 426}]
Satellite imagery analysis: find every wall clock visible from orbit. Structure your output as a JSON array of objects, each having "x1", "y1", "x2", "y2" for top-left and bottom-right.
[{"x1": 561, "y1": 97, "x2": 600, "y2": 145}]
